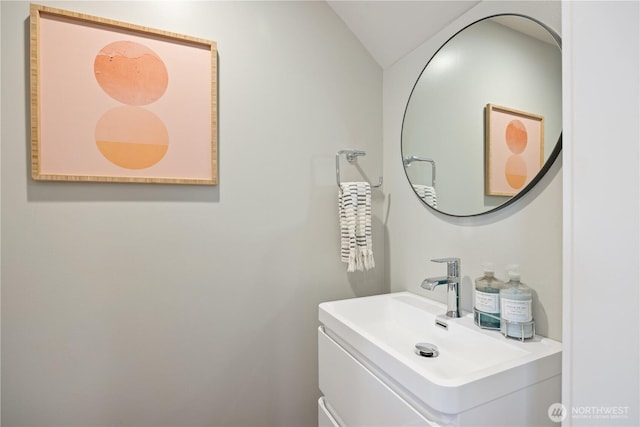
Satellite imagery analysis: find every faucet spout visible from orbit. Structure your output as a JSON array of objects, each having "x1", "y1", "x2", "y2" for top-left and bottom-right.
[
  {"x1": 421, "y1": 276, "x2": 449, "y2": 290},
  {"x1": 422, "y1": 258, "x2": 461, "y2": 318}
]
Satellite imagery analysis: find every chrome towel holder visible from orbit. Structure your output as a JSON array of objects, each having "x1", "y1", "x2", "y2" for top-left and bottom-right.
[
  {"x1": 336, "y1": 150, "x2": 383, "y2": 189},
  {"x1": 403, "y1": 155, "x2": 436, "y2": 189}
]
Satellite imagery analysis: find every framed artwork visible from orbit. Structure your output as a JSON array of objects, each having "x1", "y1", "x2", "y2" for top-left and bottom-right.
[
  {"x1": 30, "y1": 4, "x2": 218, "y2": 185},
  {"x1": 485, "y1": 104, "x2": 544, "y2": 196}
]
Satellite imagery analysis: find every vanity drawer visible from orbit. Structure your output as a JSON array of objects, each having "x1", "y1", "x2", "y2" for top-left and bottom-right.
[
  {"x1": 318, "y1": 327, "x2": 437, "y2": 427},
  {"x1": 318, "y1": 397, "x2": 341, "y2": 427}
]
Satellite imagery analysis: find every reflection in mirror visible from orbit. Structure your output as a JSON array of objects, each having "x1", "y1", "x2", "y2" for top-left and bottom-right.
[{"x1": 401, "y1": 14, "x2": 561, "y2": 217}]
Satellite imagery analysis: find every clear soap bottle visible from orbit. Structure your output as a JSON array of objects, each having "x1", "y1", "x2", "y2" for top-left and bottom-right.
[
  {"x1": 474, "y1": 264, "x2": 505, "y2": 329},
  {"x1": 499, "y1": 266, "x2": 534, "y2": 340}
]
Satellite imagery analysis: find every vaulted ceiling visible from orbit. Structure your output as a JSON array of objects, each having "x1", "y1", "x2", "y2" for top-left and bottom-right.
[{"x1": 327, "y1": 1, "x2": 479, "y2": 68}]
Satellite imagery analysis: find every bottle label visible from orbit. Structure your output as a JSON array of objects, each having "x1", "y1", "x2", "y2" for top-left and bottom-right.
[
  {"x1": 501, "y1": 297, "x2": 532, "y2": 322},
  {"x1": 475, "y1": 290, "x2": 499, "y2": 313}
]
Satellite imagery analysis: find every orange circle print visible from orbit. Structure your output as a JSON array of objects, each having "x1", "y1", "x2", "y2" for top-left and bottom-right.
[
  {"x1": 505, "y1": 119, "x2": 528, "y2": 154},
  {"x1": 94, "y1": 41, "x2": 168, "y2": 106},
  {"x1": 95, "y1": 106, "x2": 169, "y2": 170},
  {"x1": 505, "y1": 154, "x2": 527, "y2": 190}
]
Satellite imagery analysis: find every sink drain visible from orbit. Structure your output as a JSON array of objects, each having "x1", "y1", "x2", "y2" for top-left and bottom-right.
[{"x1": 415, "y1": 342, "x2": 439, "y2": 358}]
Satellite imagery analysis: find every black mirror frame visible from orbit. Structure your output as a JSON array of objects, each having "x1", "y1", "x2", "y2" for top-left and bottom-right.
[{"x1": 400, "y1": 13, "x2": 562, "y2": 218}]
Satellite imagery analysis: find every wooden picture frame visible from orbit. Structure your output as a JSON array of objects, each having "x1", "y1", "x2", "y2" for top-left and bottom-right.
[
  {"x1": 30, "y1": 4, "x2": 218, "y2": 185},
  {"x1": 485, "y1": 104, "x2": 543, "y2": 196}
]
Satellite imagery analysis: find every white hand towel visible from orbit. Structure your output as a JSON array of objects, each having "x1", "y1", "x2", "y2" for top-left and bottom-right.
[
  {"x1": 413, "y1": 184, "x2": 437, "y2": 208},
  {"x1": 339, "y1": 182, "x2": 374, "y2": 272}
]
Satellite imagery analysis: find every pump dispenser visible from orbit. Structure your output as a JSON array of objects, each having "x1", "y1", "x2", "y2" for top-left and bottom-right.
[
  {"x1": 499, "y1": 265, "x2": 534, "y2": 339},
  {"x1": 473, "y1": 263, "x2": 505, "y2": 329}
]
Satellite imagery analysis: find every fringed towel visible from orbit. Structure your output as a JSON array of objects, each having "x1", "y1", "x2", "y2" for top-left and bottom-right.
[
  {"x1": 339, "y1": 182, "x2": 374, "y2": 272},
  {"x1": 413, "y1": 184, "x2": 437, "y2": 208}
]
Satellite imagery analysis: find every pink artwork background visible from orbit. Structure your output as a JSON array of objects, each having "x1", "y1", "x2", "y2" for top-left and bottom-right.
[
  {"x1": 39, "y1": 14, "x2": 213, "y2": 180},
  {"x1": 487, "y1": 108, "x2": 543, "y2": 196}
]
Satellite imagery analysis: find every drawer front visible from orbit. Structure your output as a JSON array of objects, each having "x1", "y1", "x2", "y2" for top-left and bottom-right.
[
  {"x1": 318, "y1": 397, "x2": 341, "y2": 427},
  {"x1": 318, "y1": 327, "x2": 437, "y2": 427}
]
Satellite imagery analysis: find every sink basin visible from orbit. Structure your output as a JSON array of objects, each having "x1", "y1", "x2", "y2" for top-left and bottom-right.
[{"x1": 319, "y1": 291, "x2": 562, "y2": 415}]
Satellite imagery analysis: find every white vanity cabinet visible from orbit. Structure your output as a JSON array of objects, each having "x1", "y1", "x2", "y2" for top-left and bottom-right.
[
  {"x1": 318, "y1": 327, "x2": 436, "y2": 426},
  {"x1": 318, "y1": 396, "x2": 340, "y2": 427},
  {"x1": 317, "y1": 292, "x2": 562, "y2": 427}
]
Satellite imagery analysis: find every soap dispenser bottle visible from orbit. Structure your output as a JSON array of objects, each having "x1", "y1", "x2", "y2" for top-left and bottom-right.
[
  {"x1": 499, "y1": 265, "x2": 534, "y2": 340},
  {"x1": 473, "y1": 263, "x2": 505, "y2": 329}
]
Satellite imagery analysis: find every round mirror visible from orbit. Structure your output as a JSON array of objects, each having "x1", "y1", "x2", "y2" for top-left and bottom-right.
[{"x1": 401, "y1": 14, "x2": 562, "y2": 217}]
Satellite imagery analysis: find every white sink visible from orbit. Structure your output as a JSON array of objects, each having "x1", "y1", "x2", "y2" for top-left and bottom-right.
[{"x1": 319, "y1": 291, "x2": 562, "y2": 416}]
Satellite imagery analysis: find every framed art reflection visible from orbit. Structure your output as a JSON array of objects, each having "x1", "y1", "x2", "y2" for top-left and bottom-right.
[{"x1": 485, "y1": 104, "x2": 543, "y2": 196}]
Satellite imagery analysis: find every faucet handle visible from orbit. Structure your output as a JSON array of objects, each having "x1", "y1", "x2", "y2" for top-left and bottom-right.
[{"x1": 431, "y1": 258, "x2": 460, "y2": 278}]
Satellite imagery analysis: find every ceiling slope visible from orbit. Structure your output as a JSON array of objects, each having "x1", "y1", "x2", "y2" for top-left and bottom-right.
[{"x1": 327, "y1": 0, "x2": 479, "y2": 68}]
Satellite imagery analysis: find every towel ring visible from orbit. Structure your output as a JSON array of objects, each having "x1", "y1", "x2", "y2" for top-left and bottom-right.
[
  {"x1": 403, "y1": 156, "x2": 436, "y2": 189},
  {"x1": 336, "y1": 150, "x2": 383, "y2": 189}
]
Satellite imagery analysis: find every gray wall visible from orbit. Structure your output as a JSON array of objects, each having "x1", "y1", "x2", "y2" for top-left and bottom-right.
[{"x1": 1, "y1": 1, "x2": 384, "y2": 426}]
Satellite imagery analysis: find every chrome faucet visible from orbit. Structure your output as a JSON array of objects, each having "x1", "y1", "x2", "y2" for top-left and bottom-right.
[{"x1": 421, "y1": 258, "x2": 461, "y2": 318}]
